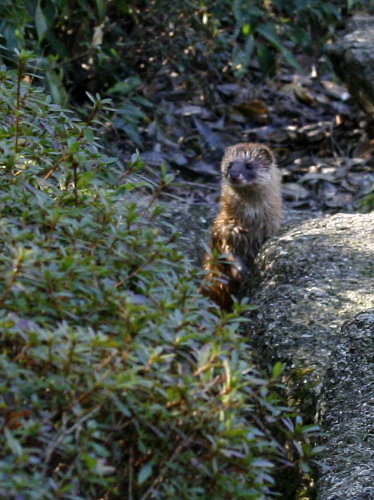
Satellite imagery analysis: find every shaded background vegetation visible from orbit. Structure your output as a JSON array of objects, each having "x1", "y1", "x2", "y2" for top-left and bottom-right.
[
  {"x1": 2, "y1": 0, "x2": 372, "y2": 209},
  {"x1": 1, "y1": 0, "x2": 348, "y2": 101},
  {"x1": 0, "y1": 1, "x2": 373, "y2": 499}
]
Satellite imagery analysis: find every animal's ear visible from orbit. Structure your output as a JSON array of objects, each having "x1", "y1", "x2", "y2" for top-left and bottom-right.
[
  {"x1": 221, "y1": 146, "x2": 235, "y2": 171},
  {"x1": 223, "y1": 146, "x2": 235, "y2": 158},
  {"x1": 258, "y1": 146, "x2": 275, "y2": 166}
]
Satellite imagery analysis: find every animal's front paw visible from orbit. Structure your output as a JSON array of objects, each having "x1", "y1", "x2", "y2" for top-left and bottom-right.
[{"x1": 229, "y1": 257, "x2": 248, "y2": 284}]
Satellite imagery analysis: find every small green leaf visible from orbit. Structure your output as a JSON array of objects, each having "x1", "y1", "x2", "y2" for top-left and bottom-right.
[
  {"x1": 77, "y1": 171, "x2": 95, "y2": 188},
  {"x1": 95, "y1": 0, "x2": 106, "y2": 19},
  {"x1": 272, "y1": 361, "x2": 284, "y2": 378},
  {"x1": 68, "y1": 141, "x2": 80, "y2": 154},
  {"x1": 107, "y1": 76, "x2": 142, "y2": 95},
  {"x1": 35, "y1": 1, "x2": 49, "y2": 42},
  {"x1": 256, "y1": 22, "x2": 301, "y2": 71},
  {"x1": 256, "y1": 42, "x2": 276, "y2": 76},
  {"x1": 138, "y1": 463, "x2": 153, "y2": 485},
  {"x1": 5, "y1": 428, "x2": 23, "y2": 457},
  {"x1": 242, "y1": 24, "x2": 252, "y2": 36},
  {"x1": 251, "y1": 458, "x2": 274, "y2": 468},
  {"x1": 84, "y1": 128, "x2": 95, "y2": 143},
  {"x1": 45, "y1": 69, "x2": 68, "y2": 106}
]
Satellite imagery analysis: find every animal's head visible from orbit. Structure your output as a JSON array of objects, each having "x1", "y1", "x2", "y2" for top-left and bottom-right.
[{"x1": 221, "y1": 143, "x2": 275, "y2": 191}]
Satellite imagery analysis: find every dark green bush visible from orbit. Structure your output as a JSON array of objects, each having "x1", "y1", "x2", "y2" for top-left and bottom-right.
[
  {"x1": 359, "y1": 189, "x2": 374, "y2": 212},
  {"x1": 0, "y1": 0, "x2": 358, "y2": 100},
  {"x1": 0, "y1": 63, "x2": 319, "y2": 499},
  {"x1": 0, "y1": 0, "x2": 362, "y2": 145}
]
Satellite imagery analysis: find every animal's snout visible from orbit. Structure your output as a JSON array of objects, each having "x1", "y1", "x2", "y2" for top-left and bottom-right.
[{"x1": 229, "y1": 170, "x2": 242, "y2": 180}]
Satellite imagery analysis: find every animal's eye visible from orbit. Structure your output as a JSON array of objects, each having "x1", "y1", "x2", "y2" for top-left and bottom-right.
[{"x1": 245, "y1": 163, "x2": 252, "y2": 170}]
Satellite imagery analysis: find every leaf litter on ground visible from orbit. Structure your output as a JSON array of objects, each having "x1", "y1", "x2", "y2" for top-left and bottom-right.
[{"x1": 112, "y1": 57, "x2": 374, "y2": 213}]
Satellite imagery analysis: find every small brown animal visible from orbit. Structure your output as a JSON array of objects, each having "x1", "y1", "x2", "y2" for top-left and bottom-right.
[{"x1": 202, "y1": 143, "x2": 282, "y2": 311}]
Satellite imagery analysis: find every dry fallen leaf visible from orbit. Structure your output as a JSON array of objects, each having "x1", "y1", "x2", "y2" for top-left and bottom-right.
[
  {"x1": 321, "y1": 80, "x2": 350, "y2": 101},
  {"x1": 352, "y1": 139, "x2": 374, "y2": 158},
  {"x1": 293, "y1": 85, "x2": 317, "y2": 106},
  {"x1": 282, "y1": 182, "x2": 310, "y2": 200},
  {"x1": 234, "y1": 99, "x2": 269, "y2": 123},
  {"x1": 324, "y1": 192, "x2": 353, "y2": 208},
  {"x1": 175, "y1": 105, "x2": 212, "y2": 118}
]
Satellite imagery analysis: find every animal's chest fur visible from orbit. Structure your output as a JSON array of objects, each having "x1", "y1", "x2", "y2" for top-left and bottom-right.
[{"x1": 213, "y1": 203, "x2": 275, "y2": 261}]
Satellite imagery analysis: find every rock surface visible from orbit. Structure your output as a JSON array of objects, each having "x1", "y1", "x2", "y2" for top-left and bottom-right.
[
  {"x1": 246, "y1": 212, "x2": 374, "y2": 498},
  {"x1": 247, "y1": 213, "x2": 374, "y2": 386},
  {"x1": 316, "y1": 310, "x2": 374, "y2": 500},
  {"x1": 327, "y1": 17, "x2": 374, "y2": 116}
]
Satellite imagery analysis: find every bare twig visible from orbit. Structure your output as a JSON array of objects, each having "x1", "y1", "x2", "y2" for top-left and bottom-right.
[
  {"x1": 140, "y1": 436, "x2": 193, "y2": 500},
  {"x1": 44, "y1": 405, "x2": 101, "y2": 464}
]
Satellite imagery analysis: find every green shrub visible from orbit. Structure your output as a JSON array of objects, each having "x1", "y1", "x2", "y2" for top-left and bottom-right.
[
  {"x1": 0, "y1": 0, "x2": 359, "y2": 144},
  {"x1": 0, "y1": 63, "x2": 318, "y2": 499},
  {"x1": 0, "y1": 0, "x2": 356, "y2": 100},
  {"x1": 359, "y1": 188, "x2": 374, "y2": 213}
]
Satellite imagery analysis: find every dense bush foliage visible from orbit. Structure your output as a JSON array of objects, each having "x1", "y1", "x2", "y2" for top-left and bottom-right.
[{"x1": 0, "y1": 62, "x2": 320, "y2": 498}]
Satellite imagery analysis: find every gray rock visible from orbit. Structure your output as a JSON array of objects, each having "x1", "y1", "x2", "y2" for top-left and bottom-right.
[
  {"x1": 316, "y1": 310, "x2": 374, "y2": 500},
  {"x1": 163, "y1": 201, "x2": 216, "y2": 265},
  {"x1": 248, "y1": 213, "x2": 374, "y2": 389},
  {"x1": 326, "y1": 20, "x2": 374, "y2": 116},
  {"x1": 245, "y1": 212, "x2": 374, "y2": 497},
  {"x1": 347, "y1": 15, "x2": 374, "y2": 31}
]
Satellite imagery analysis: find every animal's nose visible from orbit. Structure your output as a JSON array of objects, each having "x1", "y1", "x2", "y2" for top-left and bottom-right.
[{"x1": 229, "y1": 170, "x2": 241, "y2": 179}]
